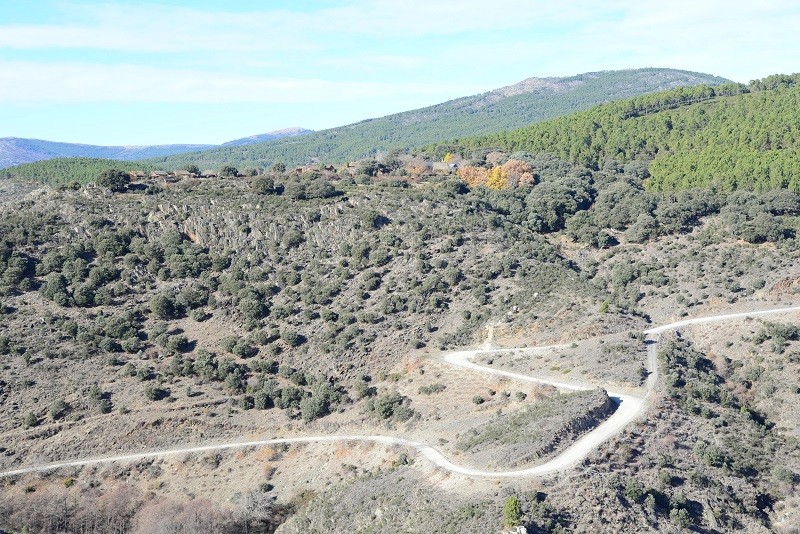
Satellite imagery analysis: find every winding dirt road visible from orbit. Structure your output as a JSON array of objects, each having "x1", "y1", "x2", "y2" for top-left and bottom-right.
[{"x1": 2, "y1": 305, "x2": 799, "y2": 479}]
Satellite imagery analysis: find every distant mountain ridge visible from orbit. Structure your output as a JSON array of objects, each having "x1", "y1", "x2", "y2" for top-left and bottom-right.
[
  {"x1": 146, "y1": 68, "x2": 731, "y2": 170},
  {"x1": 0, "y1": 128, "x2": 312, "y2": 169},
  {"x1": 433, "y1": 73, "x2": 800, "y2": 192},
  {"x1": 0, "y1": 138, "x2": 213, "y2": 169},
  {"x1": 221, "y1": 127, "x2": 313, "y2": 147}
]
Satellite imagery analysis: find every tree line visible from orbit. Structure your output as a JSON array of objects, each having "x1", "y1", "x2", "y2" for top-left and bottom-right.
[{"x1": 426, "y1": 74, "x2": 800, "y2": 193}]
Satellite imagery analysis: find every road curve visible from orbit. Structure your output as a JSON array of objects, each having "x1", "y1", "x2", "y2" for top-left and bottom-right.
[
  {"x1": 1, "y1": 305, "x2": 798, "y2": 479},
  {"x1": 642, "y1": 305, "x2": 800, "y2": 335}
]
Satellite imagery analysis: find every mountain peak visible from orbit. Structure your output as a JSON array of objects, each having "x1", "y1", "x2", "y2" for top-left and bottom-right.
[{"x1": 491, "y1": 76, "x2": 580, "y2": 97}]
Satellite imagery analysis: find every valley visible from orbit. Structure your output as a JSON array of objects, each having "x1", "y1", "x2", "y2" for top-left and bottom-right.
[{"x1": 6, "y1": 304, "x2": 796, "y2": 481}]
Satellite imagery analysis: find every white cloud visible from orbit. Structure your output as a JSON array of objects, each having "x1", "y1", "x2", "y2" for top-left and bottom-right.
[
  {"x1": 0, "y1": 0, "x2": 798, "y2": 105},
  {"x1": 0, "y1": 60, "x2": 484, "y2": 103},
  {"x1": 0, "y1": 1, "x2": 606, "y2": 53},
  {"x1": 419, "y1": 0, "x2": 800, "y2": 82},
  {"x1": 0, "y1": 21, "x2": 316, "y2": 54},
  {"x1": 564, "y1": 0, "x2": 800, "y2": 81}
]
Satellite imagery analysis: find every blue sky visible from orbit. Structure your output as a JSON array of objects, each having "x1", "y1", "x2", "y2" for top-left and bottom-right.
[{"x1": 2, "y1": 0, "x2": 799, "y2": 145}]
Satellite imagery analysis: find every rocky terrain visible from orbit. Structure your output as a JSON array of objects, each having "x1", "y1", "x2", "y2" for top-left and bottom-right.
[{"x1": 1, "y1": 130, "x2": 800, "y2": 532}]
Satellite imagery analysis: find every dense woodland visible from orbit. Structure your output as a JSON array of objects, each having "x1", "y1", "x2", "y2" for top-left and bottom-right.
[
  {"x1": 3, "y1": 158, "x2": 154, "y2": 187},
  {"x1": 430, "y1": 74, "x2": 800, "y2": 192}
]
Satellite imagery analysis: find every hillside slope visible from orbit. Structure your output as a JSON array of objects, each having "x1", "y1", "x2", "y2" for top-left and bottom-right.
[
  {"x1": 2, "y1": 66, "x2": 800, "y2": 528},
  {"x1": 146, "y1": 68, "x2": 729, "y2": 169},
  {"x1": 5, "y1": 73, "x2": 800, "y2": 534},
  {"x1": 1, "y1": 160, "x2": 799, "y2": 532},
  {"x1": 432, "y1": 73, "x2": 800, "y2": 192}
]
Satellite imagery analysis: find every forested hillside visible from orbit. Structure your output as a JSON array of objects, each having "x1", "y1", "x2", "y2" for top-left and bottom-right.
[
  {"x1": 2, "y1": 73, "x2": 800, "y2": 534},
  {"x1": 431, "y1": 74, "x2": 800, "y2": 192},
  {"x1": 2, "y1": 158, "x2": 153, "y2": 187},
  {"x1": 145, "y1": 68, "x2": 728, "y2": 170}
]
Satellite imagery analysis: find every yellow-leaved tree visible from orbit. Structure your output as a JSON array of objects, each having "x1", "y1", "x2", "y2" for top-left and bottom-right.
[{"x1": 486, "y1": 166, "x2": 509, "y2": 190}]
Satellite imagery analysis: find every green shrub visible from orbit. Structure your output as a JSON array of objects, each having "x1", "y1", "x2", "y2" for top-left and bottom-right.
[
  {"x1": 220, "y1": 165, "x2": 239, "y2": 177},
  {"x1": 300, "y1": 395, "x2": 327, "y2": 421},
  {"x1": 121, "y1": 336, "x2": 143, "y2": 353},
  {"x1": 281, "y1": 329, "x2": 304, "y2": 347},
  {"x1": 503, "y1": 495, "x2": 523, "y2": 528},
  {"x1": 418, "y1": 383, "x2": 446, "y2": 395},
  {"x1": 254, "y1": 390, "x2": 273, "y2": 410},
  {"x1": 24, "y1": 412, "x2": 38, "y2": 428},
  {"x1": 144, "y1": 384, "x2": 169, "y2": 401},
  {"x1": 49, "y1": 399, "x2": 69, "y2": 420},
  {"x1": 96, "y1": 168, "x2": 130, "y2": 192},
  {"x1": 238, "y1": 395, "x2": 254, "y2": 410},
  {"x1": 368, "y1": 392, "x2": 414, "y2": 421},
  {"x1": 149, "y1": 293, "x2": 179, "y2": 319}
]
